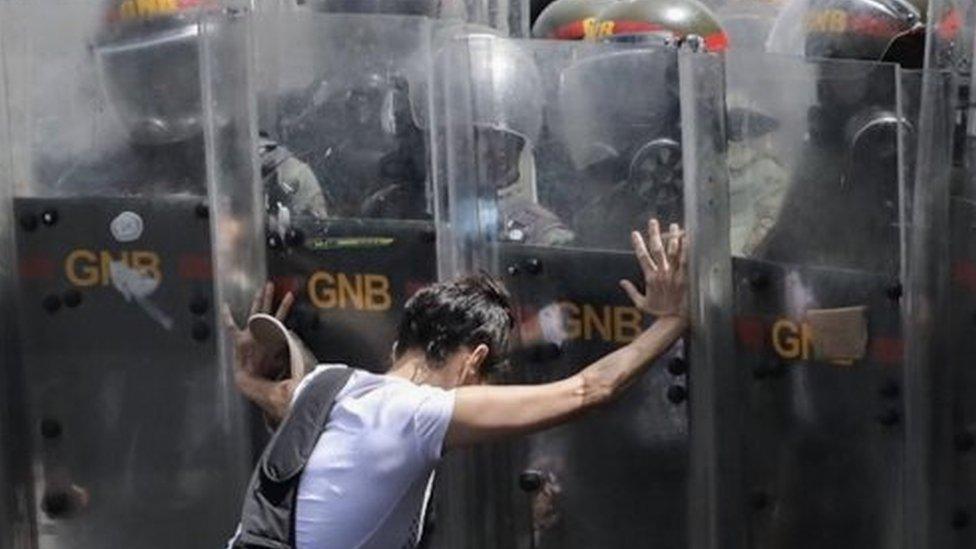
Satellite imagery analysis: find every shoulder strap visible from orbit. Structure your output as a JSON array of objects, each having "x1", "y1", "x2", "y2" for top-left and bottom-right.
[
  {"x1": 233, "y1": 366, "x2": 353, "y2": 549},
  {"x1": 263, "y1": 367, "x2": 354, "y2": 482}
]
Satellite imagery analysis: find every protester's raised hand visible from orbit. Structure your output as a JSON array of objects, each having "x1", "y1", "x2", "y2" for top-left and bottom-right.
[
  {"x1": 222, "y1": 282, "x2": 295, "y2": 380},
  {"x1": 619, "y1": 219, "x2": 688, "y2": 320}
]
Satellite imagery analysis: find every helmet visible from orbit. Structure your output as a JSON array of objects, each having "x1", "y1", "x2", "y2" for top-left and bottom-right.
[
  {"x1": 557, "y1": 49, "x2": 678, "y2": 171},
  {"x1": 595, "y1": 0, "x2": 729, "y2": 50},
  {"x1": 95, "y1": 0, "x2": 216, "y2": 145},
  {"x1": 766, "y1": 0, "x2": 930, "y2": 67},
  {"x1": 533, "y1": 0, "x2": 728, "y2": 52},
  {"x1": 559, "y1": 49, "x2": 684, "y2": 234},
  {"x1": 302, "y1": 0, "x2": 468, "y2": 18},
  {"x1": 532, "y1": 0, "x2": 620, "y2": 39},
  {"x1": 437, "y1": 31, "x2": 543, "y2": 189},
  {"x1": 277, "y1": 70, "x2": 425, "y2": 215},
  {"x1": 460, "y1": 32, "x2": 544, "y2": 145}
]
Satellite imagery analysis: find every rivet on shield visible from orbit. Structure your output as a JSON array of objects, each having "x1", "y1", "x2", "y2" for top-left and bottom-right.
[
  {"x1": 191, "y1": 320, "x2": 211, "y2": 342},
  {"x1": 954, "y1": 431, "x2": 975, "y2": 453},
  {"x1": 877, "y1": 408, "x2": 900, "y2": 427},
  {"x1": 749, "y1": 490, "x2": 771, "y2": 511},
  {"x1": 19, "y1": 213, "x2": 38, "y2": 232},
  {"x1": 41, "y1": 209, "x2": 59, "y2": 226},
  {"x1": 667, "y1": 356, "x2": 687, "y2": 376},
  {"x1": 39, "y1": 418, "x2": 62, "y2": 440},
  {"x1": 952, "y1": 509, "x2": 970, "y2": 530},
  {"x1": 666, "y1": 385, "x2": 687, "y2": 404},
  {"x1": 62, "y1": 289, "x2": 82, "y2": 308},
  {"x1": 195, "y1": 203, "x2": 210, "y2": 219},
  {"x1": 42, "y1": 294, "x2": 62, "y2": 314}
]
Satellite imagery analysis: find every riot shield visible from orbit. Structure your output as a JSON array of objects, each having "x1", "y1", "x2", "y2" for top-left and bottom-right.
[
  {"x1": 0, "y1": 4, "x2": 260, "y2": 547},
  {"x1": 922, "y1": 0, "x2": 976, "y2": 546},
  {"x1": 292, "y1": 0, "x2": 531, "y2": 36},
  {"x1": 432, "y1": 33, "x2": 729, "y2": 548},
  {"x1": 700, "y1": 0, "x2": 787, "y2": 52},
  {"x1": 0, "y1": 12, "x2": 32, "y2": 545},
  {"x1": 718, "y1": 48, "x2": 939, "y2": 548},
  {"x1": 251, "y1": 10, "x2": 440, "y2": 374}
]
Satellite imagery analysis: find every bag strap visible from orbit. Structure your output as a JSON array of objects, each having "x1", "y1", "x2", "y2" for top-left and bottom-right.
[{"x1": 262, "y1": 366, "x2": 353, "y2": 482}]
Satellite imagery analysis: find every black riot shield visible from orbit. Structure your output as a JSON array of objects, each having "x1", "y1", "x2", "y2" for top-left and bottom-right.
[
  {"x1": 920, "y1": 1, "x2": 976, "y2": 546},
  {"x1": 252, "y1": 11, "x2": 442, "y2": 372},
  {"x1": 431, "y1": 32, "x2": 729, "y2": 548},
  {"x1": 718, "y1": 49, "x2": 935, "y2": 548},
  {"x1": 946, "y1": 193, "x2": 976, "y2": 547},
  {"x1": 0, "y1": 4, "x2": 262, "y2": 548}
]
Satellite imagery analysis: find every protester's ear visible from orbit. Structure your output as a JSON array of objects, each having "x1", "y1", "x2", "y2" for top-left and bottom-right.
[{"x1": 462, "y1": 344, "x2": 490, "y2": 384}]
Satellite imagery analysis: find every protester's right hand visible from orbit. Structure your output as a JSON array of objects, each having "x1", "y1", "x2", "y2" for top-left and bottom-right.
[{"x1": 619, "y1": 219, "x2": 688, "y2": 321}]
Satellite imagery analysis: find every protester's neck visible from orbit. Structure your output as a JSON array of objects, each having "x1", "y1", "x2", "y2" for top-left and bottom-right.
[{"x1": 387, "y1": 350, "x2": 455, "y2": 389}]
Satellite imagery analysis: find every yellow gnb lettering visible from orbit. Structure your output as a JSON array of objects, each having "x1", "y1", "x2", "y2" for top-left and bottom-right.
[
  {"x1": 583, "y1": 18, "x2": 616, "y2": 40},
  {"x1": 66, "y1": 250, "x2": 99, "y2": 287},
  {"x1": 118, "y1": 0, "x2": 180, "y2": 20},
  {"x1": 613, "y1": 306, "x2": 643, "y2": 343},
  {"x1": 131, "y1": 252, "x2": 161, "y2": 283},
  {"x1": 772, "y1": 318, "x2": 812, "y2": 360},
  {"x1": 560, "y1": 301, "x2": 643, "y2": 344},
  {"x1": 582, "y1": 18, "x2": 598, "y2": 39},
  {"x1": 307, "y1": 271, "x2": 392, "y2": 311},
  {"x1": 65, "y1": 249, "x2": 162, "y2": 287}
]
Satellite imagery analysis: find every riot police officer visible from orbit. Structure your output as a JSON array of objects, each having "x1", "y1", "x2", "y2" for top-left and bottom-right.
[
  {"x1": 724, "y1": 1, "x2": 934, "y2": 547},
  {"x1": 530, "y1": 0, "x2": 728, "y2": 249},
  {"x1": 89, "y1": 1, "x2": 329, "y2": 220},
  {"x1": 758, "y1": 0, "x2": 928, "y2": 268}
]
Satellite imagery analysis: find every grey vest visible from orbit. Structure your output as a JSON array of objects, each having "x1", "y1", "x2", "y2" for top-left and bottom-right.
[{"x1": 232, "y1": 367, "x2": 353, "y2": 549}]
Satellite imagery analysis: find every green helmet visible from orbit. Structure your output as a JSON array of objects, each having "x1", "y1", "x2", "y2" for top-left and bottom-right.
[
  {"x1": 95, "y1": 0, "x2": 218, "y2": 145},
  {"x1": 532, "y1": 0, "x2": 619, "y2": 39},
  {"x1": 595, "y1": 0, "x2": 728, "y2": 50},
  {"x1": 766, "y1": 0, "x2": 954, "y2": 67},
  {"x1": 533, "y1": 0, "x2": 728, "y2": 51}
]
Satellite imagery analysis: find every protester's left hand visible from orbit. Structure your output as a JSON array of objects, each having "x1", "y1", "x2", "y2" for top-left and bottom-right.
[{"x1": 222, "y1": 282, "x2": 295, "y2": 380}]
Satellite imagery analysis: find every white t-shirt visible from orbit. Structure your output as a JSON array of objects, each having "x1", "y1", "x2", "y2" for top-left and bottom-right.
[{"x1": 292, "y1": 365, "x2": 456, "y2": 549}]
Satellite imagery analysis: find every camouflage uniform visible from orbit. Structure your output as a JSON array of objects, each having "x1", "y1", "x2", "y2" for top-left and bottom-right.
[
  {"x1": 260, "y1": 136, "x2": 329, "y2": 221},
  {"x1": 728, "y1": 140, "x2": 789, "y2": 256}
]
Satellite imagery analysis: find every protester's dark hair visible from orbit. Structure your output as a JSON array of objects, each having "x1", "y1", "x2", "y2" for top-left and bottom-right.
[{"x1": 395, "y1": 274, "x2": 515, "y2": 378}]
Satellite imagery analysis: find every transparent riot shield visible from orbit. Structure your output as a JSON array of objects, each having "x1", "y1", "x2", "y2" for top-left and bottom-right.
[
  {"x1": 284, "y1": 0, "x2": 531, "y2": 36},
  {"x1": 251, "y1": 10, "x2": 439, "y2": 373},
  {"x1": 717, "y1": 49, "x2": 931, "y2": 548},
  {"x1": 432, "y1": 33, "x2": 729, "y2": 548},
  {"x1": 0, "y1": 4, "x2": 259, "y2": 547},
  {"x1": 0, "y1": 13, "x2": 32, "y2": 545},
  {"x1": 701, "y1": 0, "x2": 786, "y2": 52},
  {"x1": 923, "y1": 0, "x2": 976, "y2": 546}
]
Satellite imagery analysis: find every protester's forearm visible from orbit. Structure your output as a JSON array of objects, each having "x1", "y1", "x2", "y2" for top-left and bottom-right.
[
  {"x1": 234, "y1": 371, "x2": 291, "y2": 423},
  {"x1": 575, "y1": 316, "x2": 687, "y2": 408},
  {"x1": 447, "y1": 315, "x2": 687, "y2": 448}
]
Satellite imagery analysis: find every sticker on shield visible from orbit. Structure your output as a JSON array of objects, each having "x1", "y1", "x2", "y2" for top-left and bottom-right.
[{"x1": 110, "y1": 211, "x2": 144, "y2": 243}]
